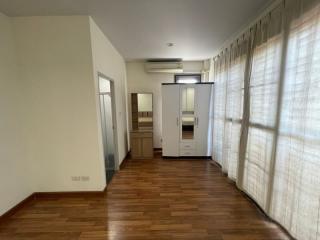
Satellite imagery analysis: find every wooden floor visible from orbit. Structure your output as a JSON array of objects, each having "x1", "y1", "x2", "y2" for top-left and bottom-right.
[{"x1": 0, "y1": 153, "x2": 291, "y2": 240}]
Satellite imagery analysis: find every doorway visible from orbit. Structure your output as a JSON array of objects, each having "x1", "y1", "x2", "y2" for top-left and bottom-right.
[{"x1": 98, "y1": 74, "x2": 117, "y2": 184}]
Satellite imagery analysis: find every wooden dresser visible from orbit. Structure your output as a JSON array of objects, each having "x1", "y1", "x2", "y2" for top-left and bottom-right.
[{"x1": 130, "y1": 130, "x2": 153, "y2": 159}]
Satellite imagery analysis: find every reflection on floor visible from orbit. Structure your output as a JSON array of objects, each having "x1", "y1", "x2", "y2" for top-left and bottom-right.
[{"x1": 0, "y1": 152, "x2": 290, "y2": 240}]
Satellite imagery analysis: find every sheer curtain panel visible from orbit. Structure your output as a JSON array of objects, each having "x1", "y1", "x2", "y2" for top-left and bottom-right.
[
  {"x1": 270, "y1": 1, "x2": 320, "y2": 239},
  {"x1": 211, "y1": 0, "x2": 320, "y2": 239},
  {"x1": 242, "y1": 9, "x2": 284, "y2": 209},
  {"x1": 212, "y1": 54, "x2": 228, "y2": 165},
  {"x1": 222, "y1": 40, "x2": 247, "y2": 179}
]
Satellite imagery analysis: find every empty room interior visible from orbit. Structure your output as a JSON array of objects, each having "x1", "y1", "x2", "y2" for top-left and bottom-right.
[{"x1": 0, "y1": 0, "x2": 319, "y2": 239}]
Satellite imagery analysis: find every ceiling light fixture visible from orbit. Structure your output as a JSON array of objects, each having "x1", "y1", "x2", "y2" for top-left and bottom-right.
[{"x1": 167, "y1": 43, "x2": 174, "y2": 47}]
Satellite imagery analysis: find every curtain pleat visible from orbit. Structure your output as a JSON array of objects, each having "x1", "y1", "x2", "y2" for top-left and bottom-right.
[
  {"x1": 237, "y1": 29, "x2": 256, "y2": 190},
  {"x1": 222, "y1": 40, "x2": 247, "y2": 180},
  {"x1": 212, "y1": 53, "x2": 228, "y2": 165},
  {"x1": 211, "y1": 0, "x2": 320, "y2": 239},
  {"x1": 270, "y1": 3, "x2": 320, "y2": 239}
]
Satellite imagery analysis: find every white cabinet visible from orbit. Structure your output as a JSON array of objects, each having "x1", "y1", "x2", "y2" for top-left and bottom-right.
[
  {"x1": 194, "y1": 84, "x2": 212, "y2": 156},
  {"x1": 162, "y1": 84, "x2": 180, "y2": 157},
  {"x1": 130, "y1": 130, "x2": 153, "y2": 159},
  {"x1": 162, "y1": 83, "x2": 213, "y2": 157}
]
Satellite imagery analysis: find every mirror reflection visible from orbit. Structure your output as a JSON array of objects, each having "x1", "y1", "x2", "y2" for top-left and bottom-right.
[
  {"x1": 181, "y1": 87, "x2": 195, "y2": 140},
  {"x1": 131, "y1": 93, "x2": 153, "y2": 130}
]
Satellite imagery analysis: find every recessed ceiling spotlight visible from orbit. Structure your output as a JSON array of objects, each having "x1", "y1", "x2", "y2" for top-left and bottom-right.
[{"x1": 167, "y1": 43, "x2": 174, "y2": 47}]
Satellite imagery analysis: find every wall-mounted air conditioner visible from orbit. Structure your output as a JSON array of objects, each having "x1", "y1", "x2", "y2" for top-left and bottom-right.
[{"x1": 145, "y1": 59, "x2": 183, "y2": 73}]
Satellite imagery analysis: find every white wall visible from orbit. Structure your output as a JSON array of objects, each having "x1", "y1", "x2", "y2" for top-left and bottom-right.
[
  {"x1": 183, "y1": 61, "x2": 205, "y2": 73},
  {"x1": 0, "y1": 13, "x2": 32, "y2": 215},
  {"x1": 89, "y1": 18, "x2": 129, "y2": 166},
  {"x1": 13, "y1": 16, "x2": 106, "y2": 192},
  {"x1": 126, "y1": 61, "x2": 204, "y2": 148},
  {"x1": 0, "y1": 14, "x2": 129, "y2": 215}
]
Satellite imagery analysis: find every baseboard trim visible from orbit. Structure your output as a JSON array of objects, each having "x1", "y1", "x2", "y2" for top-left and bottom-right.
[
  {"x1": 120, "y1": 151, "x2": 130, "y2": 170},
  {"x1": 0, "y1": 193, "x2": 36, "y2": 223},
  {"x1": 163, "y1": 156, "x2": 211, "y2": 160},
  {"x1": 1, "y1": 151, "x2": 133, "y2": 221},
  {"x1": 33, "y1": 191, "x2": 106, "y2": 199},
  {"x1": 0, "y1": 186, "x2": 108, "y2": 222}
]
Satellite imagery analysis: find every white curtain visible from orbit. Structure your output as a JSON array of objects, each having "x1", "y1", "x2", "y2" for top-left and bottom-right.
[
  {"x1": 243, "y1": 28, "x2": 283, "y2": 209},
  {"x1": 270, "y1": 3, "x2": 320, "y2": 239},
  {"x1": 222, "y1": 41, "x2": 247, "y2": 179},
  {"x1": 212, "y1": 54, "x2": 228, "y2": 165},
  {"x1": 211, "y1": 0, "x2": 320, "y2": 239}
]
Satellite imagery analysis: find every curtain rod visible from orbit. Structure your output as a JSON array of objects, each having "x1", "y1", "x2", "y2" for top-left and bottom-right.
[{"x1": 212, "y1": 0, "x2": 284, "y2": 59}]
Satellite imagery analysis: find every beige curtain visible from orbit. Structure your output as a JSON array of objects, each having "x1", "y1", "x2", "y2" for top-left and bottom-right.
[
  {"x1": 270, "y1": 1, "x2": 320, "y2": 239},
  {"x1": 241, "y1": 4, "x2": 285, "y2": 209},
  {"x1": 211, "y1": 0, "x2": 320, "y2": 239},
  {"x1": 222, "y1": 38, "x2": 248, "y2": 180},
  {"x1": 212, "y1": 52, "x2": 228, "y2": 165}
]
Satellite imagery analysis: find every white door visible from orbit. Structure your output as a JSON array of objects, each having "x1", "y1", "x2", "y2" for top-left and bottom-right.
[
  {"x1": 194, "y1": 84, "x2": 212, "y2": 156},
  {"x1": 162, "y1": 85, "x2": 180, "y2": 157}
]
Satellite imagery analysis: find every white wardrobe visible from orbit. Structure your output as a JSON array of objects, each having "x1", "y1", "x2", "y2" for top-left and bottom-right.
[{"x1": 162, "y1": 83, "x2": 213, "y2": 157}]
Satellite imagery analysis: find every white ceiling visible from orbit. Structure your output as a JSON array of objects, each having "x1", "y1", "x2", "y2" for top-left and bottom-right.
[{"x1": 0, "y1": 0, "x2": 273, "y2": 60}]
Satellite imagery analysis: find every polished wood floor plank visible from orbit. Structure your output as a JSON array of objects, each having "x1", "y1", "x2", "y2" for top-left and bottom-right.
[{"x1": 0, "y1": 154, "x2": 291, "y2": 239}]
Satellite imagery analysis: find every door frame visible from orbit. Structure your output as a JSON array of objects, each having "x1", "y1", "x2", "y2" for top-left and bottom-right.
[{"x1": 97, "y1": 73, "x2": 120, "y2": 173}]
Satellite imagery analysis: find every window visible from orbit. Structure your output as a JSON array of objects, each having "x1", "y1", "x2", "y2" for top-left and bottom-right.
[
  {"x1": 242, "y1": 36, "x2": 282, "y2": 209},
  {"x1": 212, "y1": 2, "x2": 320, "y2": 239},
  {"x1": 270, "y1": 6, "x2": 320, "y2": 239},
  {"x1": 212, "y1": 62, "x2": 227, "y2": 165},
  {"x1": 223, "y1": 56, "x2": 246, "y2": 179},
  {"x1": 174, "y1": 74, "x2": 201, "y2": 84}
]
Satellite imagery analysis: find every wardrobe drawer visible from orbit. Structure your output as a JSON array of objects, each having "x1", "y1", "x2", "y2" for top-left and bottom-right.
[
  {"x1": 180, "y1": 149, "x2": 195, "y2": 156},
  {"x1": 180, "y1": 142, "x2": 195, "y2": 150}
]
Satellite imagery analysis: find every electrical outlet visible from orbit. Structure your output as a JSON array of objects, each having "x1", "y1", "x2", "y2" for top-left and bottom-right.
[
  {"x1": 81, "y1": 176, "x2": 90, "y2": 182},
  {"x1": 71, "y1": 176, "x2": 81, "y2": 181},
  {"x1": 71, "y1": 176, "x2": 90, "y2": 182}
]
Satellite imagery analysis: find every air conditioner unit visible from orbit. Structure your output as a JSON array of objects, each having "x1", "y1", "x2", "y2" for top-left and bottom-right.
[{"x1": 145, "y1": 59, "x2": 183, "y2": 73}]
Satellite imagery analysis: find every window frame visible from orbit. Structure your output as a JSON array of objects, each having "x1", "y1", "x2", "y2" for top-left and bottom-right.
[{"x1": 174, "y1": 74, "x2": 201, "y2": 84}]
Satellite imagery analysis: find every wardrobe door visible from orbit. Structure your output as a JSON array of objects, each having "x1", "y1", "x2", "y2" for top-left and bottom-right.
[
  {"x1": 195, "y1": 84, "x2": 212, "y2": 156},
  {"x1": 162, "y1": 85, "x2": 180, "y2": 157},
  {"x1": 179, "y1": 84, "x2": 196, "y2": 156}
]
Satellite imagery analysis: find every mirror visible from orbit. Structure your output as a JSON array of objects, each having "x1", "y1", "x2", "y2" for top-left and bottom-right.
[
  {"x1": 181, "y1": 87, "x2": 195, "y2": 140},
  {"x1": 131, "y1": 93, "x2": 153, "y2": 130}
]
